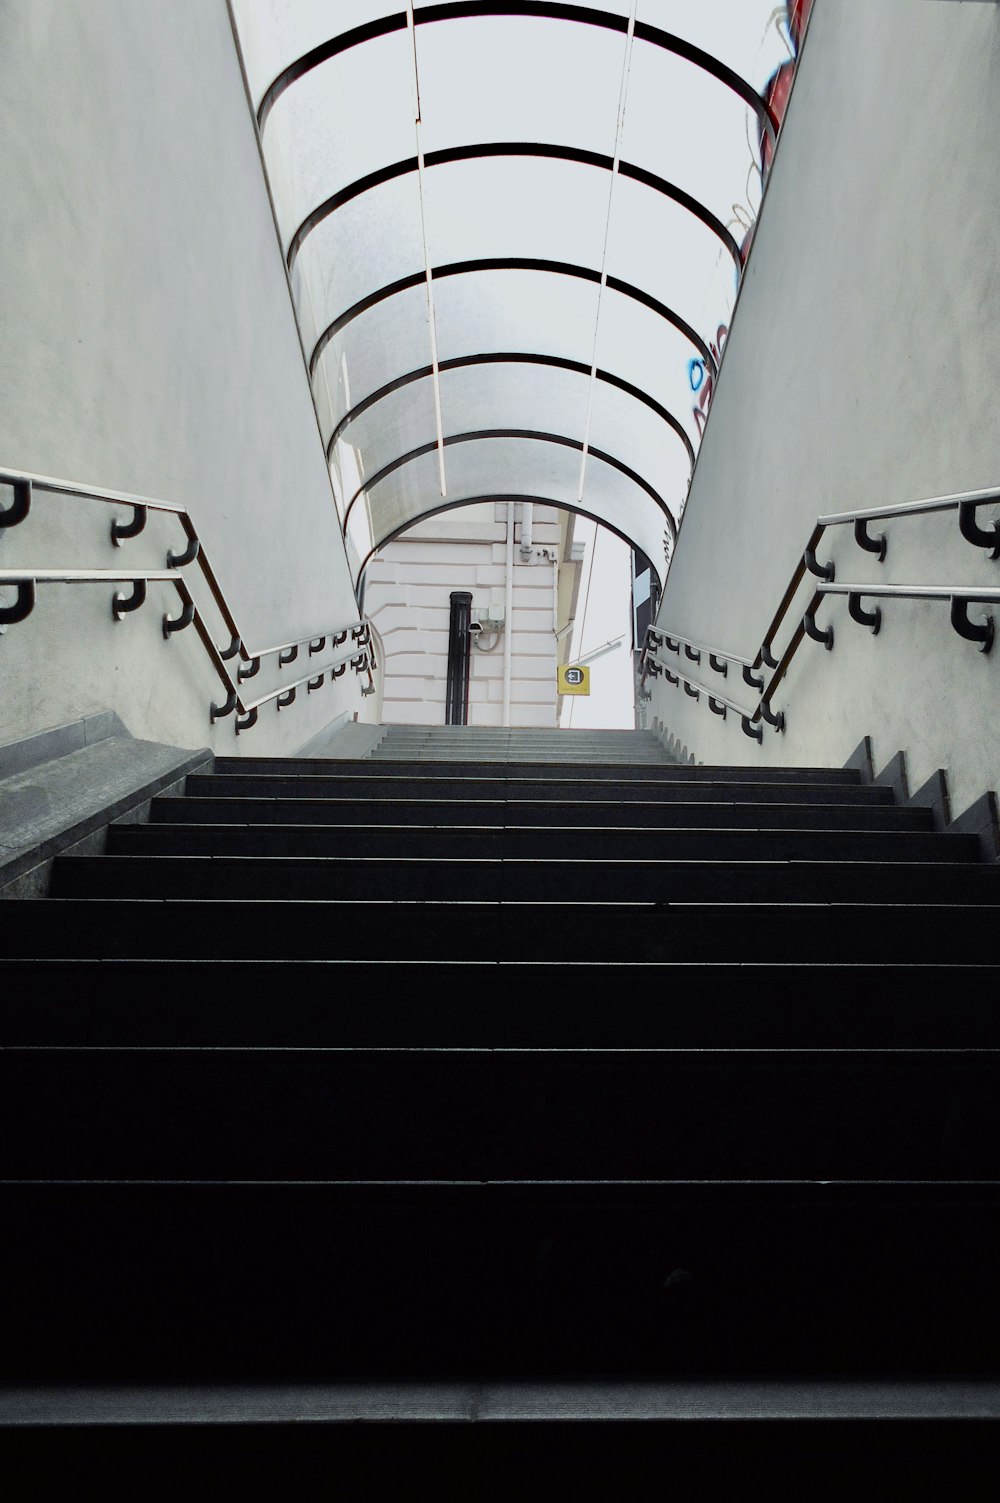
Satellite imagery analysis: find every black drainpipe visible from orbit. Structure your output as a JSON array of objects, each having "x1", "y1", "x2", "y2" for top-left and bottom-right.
[{"x1": 445, "y1": 590, "x2": 473, "y2": 725}]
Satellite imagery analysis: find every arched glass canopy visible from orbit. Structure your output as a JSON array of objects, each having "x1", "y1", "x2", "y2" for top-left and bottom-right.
[{"x1": 233, "y1": 0, "x2": 806, "y2": 589}]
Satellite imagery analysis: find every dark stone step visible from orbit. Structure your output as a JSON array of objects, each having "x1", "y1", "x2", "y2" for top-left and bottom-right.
[
  {"x1": 3, "y1": 899, "x2": 994, "y2": 963},
  {"x1": 3, "y1": 1048, "x2": 999, "y2": 1181},
  {"x1": 112, "y1": 821, "x2": 980, "y2": 864},
  {"x1": 153, "y1": 796, "x2": 932, "y2": 832},
  {"x1": 3, "y1": 1182, "x2": 1000, "y2": 1383},
  {"x1": 213, "y1": 757, "x2": 863, "y2": 785},
  {"x1": 3, "y1": 1406, "x2": 992, "y2": 1490},
  {"x1": 186, "y1": 773, "x2": 892, "y2": 806},
  {"x1": 5, "y1": 959, "x2": 999, "y2": 1049},
  {"x1": 54, "y1": 853, "x2": 1000, "y2": 905}
]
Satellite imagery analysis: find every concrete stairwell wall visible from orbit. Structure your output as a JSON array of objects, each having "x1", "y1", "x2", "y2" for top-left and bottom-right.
[
  {"x1": 0, "y1": 0, "x2": 371, "y2": 758},
  {"x1": 648, "y1": 0, "x2": 1000, "y2": 817}
]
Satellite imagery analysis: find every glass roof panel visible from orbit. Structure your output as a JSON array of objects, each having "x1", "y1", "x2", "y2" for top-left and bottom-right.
[
  {"x1": 337, "y1": 358, "x2": 694, "y2": 532},
  {"x1": 231, "y1": 0, "x2": 396, "y2": 112},
  {"x1": 638, "y1": 0, "x2": 795, "y2": 95},
  {"x1": 592, "y1": 286, "x2": 705, "y2": 448},
  {"x1": 420, "y1": 157, "x2": 610, "y2": 279},
  {"x1": 415, "y1": 16, "x2": 627, "y2": 161},
  {"x1": 603, "y1": 174, "x2": 738, "y2": 342},
  {"x1": 341, "y1": 362, "x2": 593, "y2": 492},
  {"x1": 432, "y1": 269, "x2": 599, "y2": 372},
  {"x1": 232, "y1": 1, "x2": 795, "y2": 574},
  {"x1": 617, "y1": 43, "x2": 762, "y2": 230},
  {"x1": 293, "y1": 173, "x2": 426, "y2": 336},
  {"x1": 314, "y1": 281, "x2": 433, "y2": 441},
  {"x1": 260, "y1": 32, "x2": 416, "y2": 245},
  {"x1": 583, "y1": 379, "x2": 694, "y2": 508},
  {"x1": 332, "y1": 377, "x2": 439, "y2": 496},
  {"x1": 347, "y1": 436, "x2": 671, "y2": 585}
]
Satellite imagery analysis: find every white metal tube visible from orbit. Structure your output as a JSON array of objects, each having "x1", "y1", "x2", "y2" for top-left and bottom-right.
[
  {"x1": 502, "y1": 500, "x2": 514, "y2": 725},
  {"x1": 519, "y1": 500, "x2": 533, "y2": 560}
]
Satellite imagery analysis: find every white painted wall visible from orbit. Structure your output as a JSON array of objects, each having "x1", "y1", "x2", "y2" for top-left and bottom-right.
[
  {"x1": 651, "y1": 0, "x2": 1000, "y2": 813},
  {"x1": 0, "y1": 0, "x2": 368, "y2": 756},
  {"x1": 365, "y1": 504, "x2": 562, "y2": 726}
]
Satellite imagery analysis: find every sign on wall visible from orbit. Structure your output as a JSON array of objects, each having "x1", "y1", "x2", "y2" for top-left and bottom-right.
[{"x1": 557, "y1": 664, "x2": 590, "y2": 696}]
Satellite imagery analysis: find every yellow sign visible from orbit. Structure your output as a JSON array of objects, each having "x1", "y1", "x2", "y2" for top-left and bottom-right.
[{"x1": 558, "y1": 664, "x2": 590, "y2": 696}]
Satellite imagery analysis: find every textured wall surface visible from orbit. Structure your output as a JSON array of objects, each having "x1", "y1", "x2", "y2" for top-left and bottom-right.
[
  {"x1": 653, "y1": 0, "x2": 1000, "y2": 811},
  {"x1": 0, "y1": 0, "x2": 365, "y2": 753}
]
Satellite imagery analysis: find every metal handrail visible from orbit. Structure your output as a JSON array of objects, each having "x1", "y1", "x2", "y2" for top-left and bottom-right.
[
  {"x1": 233, "y1": 641, "x2": 376, "y2": 733},
  {"x1": 0, "y1": 465, "x2": 367, "y2": 667},
  {"x1": 643, "y1": 650, "x2": 770, "y2": 743},
  {"x1": 643, "y1": 485, "x2": 1000, "y2": 711},
  {"x1": 0, "y1": 466, "x2": 376, "y2": 729},
  {"x1": 818, "y1": 485, "x2": 1000, "y2": 527},
  {"x1": 646, "y1": 627, "x2": 756, "y2": 672}
]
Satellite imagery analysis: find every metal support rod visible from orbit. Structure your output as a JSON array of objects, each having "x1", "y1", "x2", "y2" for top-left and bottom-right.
[
  {"x1": 276, "y1": 687, "x2": 297, "y2": 709},
  {"x1": 162, "y1": 599, "x2": 196, "y2": 637},
  {"x1": 309, "y1": 637, "x2": 326, "y2": 655},
  {"x1": 220, "y1": 634, "x2": 241, "y2": 661},
  {"x1": 279, "y1": 644, "x2": 299, "y2": 666},
  {"x1": 741, "y1": 716, "x2": 763, "y2": 743},
  {"x1": 683, "y1": 644, "x2": 701, "y2": 662},
  {"x1": 848, "y1": 592, "x2": 881, "y2": 634},
  {"x1": 307, "y1": 674, "x2": 325, "y2": 691},
  {"x1": 802, "y1": 606, "x2": 834, "y2": 650},
  {"x1": 760, "y1": 642, "x2": 779, "y2": 669},
  {"x1": 112, "y1": 578, "x2": 147, "y2": 620},
  {"x1": 238, "y1": 656, "x2": 261, "y2": 681},
  {"x1": 0, "y1": 579, "x2": 36, "y2": 624},
  {"x1": 235, "y1": 707, "x2": 259, "y2": 734},
  {"x1": 0, "y1": 478, "x2": 31, "y2": 530},
  {"x1": 708, "y1": 697, "x2": 727, "y2": 718},
  {"x1": 853, "y1": 517, "x2": 887, "y2": 561},
  {"x1": 742, "y1": 664, "x2": 764, "y2": 689},
  {"x1": 708, "y1": 653, "x2": 728, "y2": 676},
  {"x1": 759, "y1": 700, "x2": 785, "y2": 731},
  {"x1": 804, "y1": 545, "x2": 835, "y2": 582},
  {"x1": 166, "y1": 536, "x2": 200, "y2": 569},
  {"x1": 683, "y1": 682, "x2": 700, "y2": 699},
  {"x1": 111, "y1": 504, "x2": 147, "y2": 546},
  {"x1": 210, "y1": 689, "x2": 238, "y2": 722},
  {"x1": 950, "y1": 597, "x2": 994, "y2": 652},
  {"x1": 958, "y1": 501, "x2": 1000, "y2": 558}
]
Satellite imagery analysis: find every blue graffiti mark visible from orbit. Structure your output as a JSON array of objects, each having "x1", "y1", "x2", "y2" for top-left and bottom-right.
[{"x1": 688, "y1": 359, "x2": 705, "y2": 393}]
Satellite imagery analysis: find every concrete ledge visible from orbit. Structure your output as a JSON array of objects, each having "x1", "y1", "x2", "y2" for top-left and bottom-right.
[
  {"x1": 3, "y1": 1379, "x2": 1000, "y2": 1427},
  {"x1": 0, "y1": 710, "x2": 128, "y2": 780},
  {"x1": 0, "y1": 730, "x2": 211, "y2": 896},
  {"x1": 295, "y1": 716, "x2": 386, "y2": 760}
]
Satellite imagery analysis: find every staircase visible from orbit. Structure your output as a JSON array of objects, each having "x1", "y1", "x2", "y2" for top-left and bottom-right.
[{"x1": 3, "y1": 727, "x2": 1000, "y2": 1485}]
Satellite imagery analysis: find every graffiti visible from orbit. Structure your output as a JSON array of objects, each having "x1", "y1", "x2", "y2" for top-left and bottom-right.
[
  {"x1": 760, "y1": 0, "x2": 814, "y2": 172},
  {"x1": 689, "y1": 325, "x2": 729, "y2": 437},
  {"x1": 691, "y1": 2, "x2": 814, "y2": 435}
]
